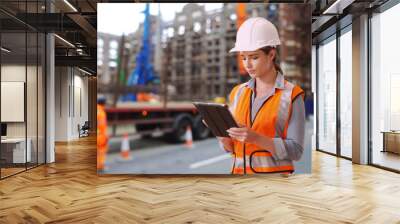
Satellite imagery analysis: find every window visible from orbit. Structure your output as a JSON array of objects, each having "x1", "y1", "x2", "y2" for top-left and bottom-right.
[
  {"x1": 98, "y1": 39, "x2": 103, "y2": 47},
  {"x1": 110, "y1": 40, "x2": 118, "y2": 49},
  {"x1": 167, "y1": 27, "x2": 174, "y2": 38},
  {"x1": 206, "y1": 19, "x2": 211, "y2": 34},
  {"x1": 370, "y1": 3, "x2": 400, "y2": 171},
  {"x1": 285, "y1": 40, "x2": 297, "y2": 47},
  {"x1": 192, "y1": 11, "x2": 202, "y2": 18},
  {"x1": 269, "y1": 4, "x2": 277, "y2": 11},
  {"x1": 109, "y1": 49, "x2": 117, "y2": 59},
  {"x1": 339, "y1": 28, "x2": 352, "y2": 158},
  {"x1": 317, "y1": 36, "x2": 337, "y2": 154},
  {"x1": 193, "y1": 22, "x2": 201, "y2": 33},
  {"x1": 178, "y1": 25, "x2": 185, "y2": 35},
  {"x1": 109, "y1": 61, "x2": 117, "y2": 67}
]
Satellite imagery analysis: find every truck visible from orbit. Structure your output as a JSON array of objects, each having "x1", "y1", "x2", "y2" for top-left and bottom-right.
[{"x1": 104, "y1": 101, "x2": 210, "y2": 142}]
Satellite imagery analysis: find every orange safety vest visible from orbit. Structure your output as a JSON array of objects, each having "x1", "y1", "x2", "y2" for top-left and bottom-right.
[
  {"x1": 97, "y1": 104, "x2": 108, "y2": 170},
  {"x1": 229, "y1": 79, "x2": 304, "y2": 174}
]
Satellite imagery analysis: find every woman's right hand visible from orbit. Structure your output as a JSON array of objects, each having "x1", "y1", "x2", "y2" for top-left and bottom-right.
[
  {"x1": 217, "y1": 137, "x2": 234, "y2": 153},
  {"x1": 203, "y1": 119, "x2": 233, "y2": 152}
]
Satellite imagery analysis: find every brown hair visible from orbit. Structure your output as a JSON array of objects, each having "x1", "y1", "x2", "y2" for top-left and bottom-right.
[{"x1": 260, "y1": 46, "x2": 282, "y2": 74}]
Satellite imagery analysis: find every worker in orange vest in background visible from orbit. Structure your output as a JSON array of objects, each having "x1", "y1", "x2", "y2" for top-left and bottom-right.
[{"x1": 97, "y1": 97, "x2": 108, "y2": 172}]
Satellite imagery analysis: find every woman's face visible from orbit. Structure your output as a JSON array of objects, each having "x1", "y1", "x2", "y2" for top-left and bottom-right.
[{"x1": 239, "y1": 49, "x2": 275, "y2": 78}]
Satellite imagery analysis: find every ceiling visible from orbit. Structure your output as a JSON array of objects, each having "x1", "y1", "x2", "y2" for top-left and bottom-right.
[
  {"x1": 0, "y1": 0, "x2": 101, "y2": 74},
  {"x1": 1, "y1": 0, "x2": 394, "y2": 73},
  {"x1": 311, "y1": 0, "x2": 390, "y2": 43}
]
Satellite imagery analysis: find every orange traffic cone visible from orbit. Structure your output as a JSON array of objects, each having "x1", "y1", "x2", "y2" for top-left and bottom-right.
[
  {"x1": 185, "y1": 126, "x2": 194, "y2": 148},
  {"x1": 120, "y1": 133, "x2": 132, "y2": 160}
]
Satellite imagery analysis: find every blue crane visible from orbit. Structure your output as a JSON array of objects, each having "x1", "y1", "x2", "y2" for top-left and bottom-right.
[{"x1": 123, "y1": 3, "x2": 159, "y2": 101}]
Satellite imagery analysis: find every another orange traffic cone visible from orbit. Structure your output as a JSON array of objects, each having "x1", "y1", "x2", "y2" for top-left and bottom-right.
[
  {"x1": 185, "y1": 126, "x2": 194, "y2": 148},
  {"x1": 120, "y1": 133, "x2": 132, "y2": 160}
]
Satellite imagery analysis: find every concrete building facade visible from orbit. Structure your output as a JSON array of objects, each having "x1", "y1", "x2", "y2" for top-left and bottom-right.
[{"x1": 97, "y1": 3, "x2": 311, "y2": 102}]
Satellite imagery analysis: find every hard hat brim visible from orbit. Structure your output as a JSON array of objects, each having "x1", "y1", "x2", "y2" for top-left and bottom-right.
[
  {"x1": 229, "y1": 46, "x2": 260, "y2": 53},
  {"x1": 229, "y1": 43, "x2": 280, "y2": 53}
]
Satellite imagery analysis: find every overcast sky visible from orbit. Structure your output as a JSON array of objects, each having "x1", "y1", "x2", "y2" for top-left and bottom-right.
[{"x1": 98, "y1": 3, "x2": 223, "y2": 36}]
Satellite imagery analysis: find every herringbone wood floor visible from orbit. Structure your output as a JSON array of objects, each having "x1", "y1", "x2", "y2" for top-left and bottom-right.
[{"x1": 1, "y1": 136, "x2": 400, "y2": 223}]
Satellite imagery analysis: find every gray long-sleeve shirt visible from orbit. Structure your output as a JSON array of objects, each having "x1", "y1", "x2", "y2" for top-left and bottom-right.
[{"x1": 247, "y1": 74, "x2": 305, "y2": 161}]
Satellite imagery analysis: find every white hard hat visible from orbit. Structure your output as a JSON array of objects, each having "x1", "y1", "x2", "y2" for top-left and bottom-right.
[{"x1": 229, "y1": 17, "x2": 281, "y2": 53}]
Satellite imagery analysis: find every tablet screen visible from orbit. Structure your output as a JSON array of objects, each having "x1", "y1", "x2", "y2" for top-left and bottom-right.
[{"x1": 193, "y1": 102, "x2": 238, "y2": 137}]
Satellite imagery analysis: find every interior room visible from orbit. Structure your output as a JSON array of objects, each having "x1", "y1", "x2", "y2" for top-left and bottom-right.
[
  {"x1": 0, "y1": 0, "x2": 97, "y2": 179},
  {"x1": 0, "y1": 28, "x2": 46, "y2": 178}
]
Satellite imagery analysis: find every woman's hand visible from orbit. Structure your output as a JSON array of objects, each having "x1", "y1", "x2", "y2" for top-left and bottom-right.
[
  {"x1": 203, "y1": 119, "x2": 234, "y2": 152},
  {"x1": 217, "y1": 137, "x2": 234, "y2": 153},
  {"x1": 227, "y1": 123, "x2": 260, "y2": 145}
]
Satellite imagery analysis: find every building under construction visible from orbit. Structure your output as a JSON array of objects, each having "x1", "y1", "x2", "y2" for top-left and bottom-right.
[{"x1": 97, "y1": 3, "x2": 311, "y2": 102}]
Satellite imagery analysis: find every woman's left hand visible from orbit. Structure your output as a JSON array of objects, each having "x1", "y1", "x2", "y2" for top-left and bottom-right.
[{"x1": 227, "y1": 124, "x2": 260, "y2": 144}]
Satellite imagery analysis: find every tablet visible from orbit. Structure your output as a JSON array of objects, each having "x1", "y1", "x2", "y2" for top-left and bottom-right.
[{"x1": 193, "y1": 102, "x2": 238, "y2": 137}]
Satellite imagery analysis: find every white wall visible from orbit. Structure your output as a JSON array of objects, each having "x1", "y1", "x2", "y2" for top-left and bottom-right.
[
  {"x1": 73, "y1": 70, "x2": 89, "y2": 139},
  {"x1": 55, "y1": 67, "x2": 69, "y2": 141},
  {"x1": 55, "y1": 67, "x2": 89, "y2": 141}
]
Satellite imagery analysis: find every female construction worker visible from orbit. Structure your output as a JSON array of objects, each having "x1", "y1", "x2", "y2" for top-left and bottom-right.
[{"x1": 219, "y1": 17, "x2": 305, "y2": 174}]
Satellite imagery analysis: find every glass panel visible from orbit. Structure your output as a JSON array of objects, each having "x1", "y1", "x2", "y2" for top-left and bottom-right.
[
  {"x1": 0, "y1": 0, "x2": 46, "y2": 178},
  {"x1": 38, "y1": 32, "x2": 45, "y2": 165},
  {"x1": 27, "y1": 0, "x2": 38, "y2": 169},
  {"x1": 371, "y1": 3, "x2": 400, "y2": 171},
  {"x1": 317, "y1": 37, "x2": 337, "y2": 154},
  {"x1": 339, "y1": 29, "x2": 352, "y2": 158},
  {"x1": 27, "y1": 31, "x2": 38, "y2": 169},
  {"x1": 1, "y1": 31, "x2": 27, "y2": 177}
]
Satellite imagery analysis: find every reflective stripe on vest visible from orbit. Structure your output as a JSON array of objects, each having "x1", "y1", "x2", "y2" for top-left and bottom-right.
[
  {"x1": 229, "y1": 80, "x2": 302, "y2": 174},
  {"x1": 233, "y1": 166, "x2": 294, "y2": 174},
  {"x1": 275, "y1": 81, "x2": 294, "y2": 138},
  {"x1": 229, "y1": 83, "x2": 247, "y2": 113}
]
